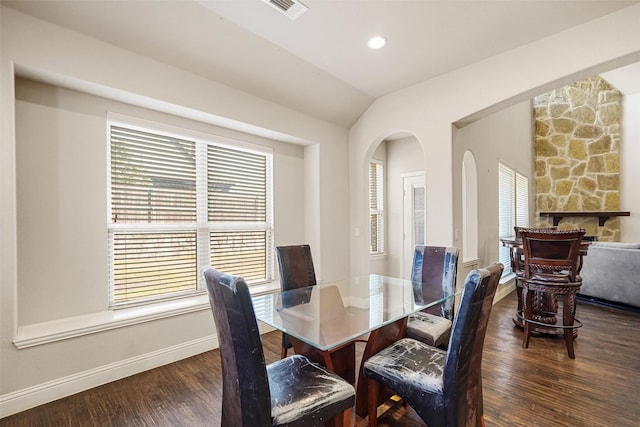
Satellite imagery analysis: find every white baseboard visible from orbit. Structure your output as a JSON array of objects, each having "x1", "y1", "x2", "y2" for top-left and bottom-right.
[
  {"x1": 1, "y1": 321, "x2": 276, "y2": 418},
  {"x1": 0, "y1": 334, "x2": 220, "y2": 418}
]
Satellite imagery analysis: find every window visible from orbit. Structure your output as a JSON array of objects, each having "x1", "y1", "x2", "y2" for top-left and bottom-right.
[
  {"x1": 108, "y1": 120, "x2": 273, "y2": 308},
  {"x1": 369, "y1": 161, "x2": 385, "y2": 254},
  {"x1": 498, "y1": 163, "x2": 529, "y2": 276}
]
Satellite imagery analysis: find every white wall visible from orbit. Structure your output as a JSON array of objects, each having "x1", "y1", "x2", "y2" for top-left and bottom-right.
[
  {"x1": 453, "y1": 101, "x2": 534, "y2": 271},
  {"x1": 368, "y1": 136, "x2": 424, "y2": 279},
  {"x1": 621, "y1": 93, "x2": 640, "y2": 242},
  {"x1": 452, "y1": 101, "x2": 534, "y2": 298},
  {"x1": 14, "y1": 77, "x2": 306, "y2": 325},
  {"x1": 462, "y1": 150, "x2": 479, "y2": 263},
  {"x1": 1, "y1": 7, "x2": 350, "y2": 414},
  {"x1": 349, "y1": 4, "x2": 640, "y2": 277},
  {"x1": 386, "y1": 136, "x2": 424, "y2": 278}
]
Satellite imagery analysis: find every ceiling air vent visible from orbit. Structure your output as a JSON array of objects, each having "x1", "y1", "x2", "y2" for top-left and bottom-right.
[{"x1": 263, "y1": 0, "x2": 309, "y2": 20}]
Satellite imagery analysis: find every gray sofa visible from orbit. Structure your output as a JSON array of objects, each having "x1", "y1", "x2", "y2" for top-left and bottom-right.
[{"x1": 579, "y1": 241, "x2": 640, "y2": 308}]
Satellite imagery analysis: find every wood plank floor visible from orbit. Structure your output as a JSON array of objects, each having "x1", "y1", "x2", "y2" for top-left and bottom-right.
[{"x1": 2, "y1": 292, "x2": 639, "y2": 426}]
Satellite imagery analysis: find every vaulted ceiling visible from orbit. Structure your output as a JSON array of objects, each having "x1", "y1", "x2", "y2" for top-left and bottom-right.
[{"x1": 4, "y1": 0, "x2": 639, "y2": 127}]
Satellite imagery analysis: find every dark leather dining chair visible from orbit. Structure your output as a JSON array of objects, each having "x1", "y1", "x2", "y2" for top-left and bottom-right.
[
  {"x1": 364, "y1": 262, "x2": 503, "y2": 427},
  {"x1": 203, "y1": 267, "x2": 355, "y2": 427},
  {"x1": 520, "y1": 228, "x2": 585, "y2": 358},
  {"x1": 405, "y1": 246, "x2": 460, "y2": 349},
  {"x1": 276, "y1": 245, "x2": 317, "y2": 358}
]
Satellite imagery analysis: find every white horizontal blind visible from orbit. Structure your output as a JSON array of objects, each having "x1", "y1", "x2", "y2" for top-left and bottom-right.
[
  {"x1": 108, "y1": 121, "x2": 272, "y2": 308},
  {"x1": 498, "y1": 164, "x2": 515, "y2": 275},
  {"x1": 369, "y1": 162, "x2": 384, "y2": 254},
  {"x1": 368, "y1": 275, "x2": 384, "y2": 326},
  {"x1": 251, "y1": 293, "x2": 275, "y2": 323},
  {"x1": 515, "y1": 172, "x2": 529, "y2": 227},
  {"x1": 111, "y1": 233, "x2": 197, "y2": 303},
  {"x1": 110, "y1": 126, "x2": 197, "y2": 223},
  {"x1": 110, "y1": 126, "x2": 198, "y2": 305},
  {"x1": 208, "y1": 145, "x2": 271, "y2": 282},
  {"x1": 498, "y1": 164, "x2": 530, "y2": 277}
]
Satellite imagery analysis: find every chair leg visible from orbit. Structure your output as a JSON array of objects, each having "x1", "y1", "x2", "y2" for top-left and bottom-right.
[
  {"x1": 367, "y1": 379, "x2": 379, "y2": 427},
  {"x1": 280, "y1": 345, "x2": 287, "y2": 359},
  {"x1": 328, "y1": 408, "x2": 352, "y2": 427},
  {"x1": 562, "y1": 293, "x2": 576, "y2": 359},
  {"x1": 522, "y1": 287, "x2": 534, "y2": 349}
]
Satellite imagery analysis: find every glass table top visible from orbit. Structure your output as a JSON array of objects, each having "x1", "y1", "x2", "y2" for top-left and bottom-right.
[{"x1": 253, "y1": 274, "x2": 455, "y2": 351}]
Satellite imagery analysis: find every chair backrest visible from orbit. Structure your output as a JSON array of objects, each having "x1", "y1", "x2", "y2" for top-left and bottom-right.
[
  {"x1": 203, "y1": 268, "x2": 272, "y2": 427},
  {"x1": 520, "y1": 228, "x2": 585, "y2": 281},
  {"x1": 512, "y1": 227, "x2": 556, "y2": 275},
  {"x1": 514, "y1": 225, "x2": 557, "y2": 240},
  {"x1": 276, "y1": 245, "x2": 317, "y2": 307},
  {"x1": 410, "y1": 245, "x2": 460, "y2": 319},
  {"x1": 442, "y1": 262, "x2": 503, "y2": 427}
]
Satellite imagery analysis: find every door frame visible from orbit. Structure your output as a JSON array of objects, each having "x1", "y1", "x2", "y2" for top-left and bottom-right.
[{"x1": 402, "y1": 172, "x2": 426, "y2": 279}]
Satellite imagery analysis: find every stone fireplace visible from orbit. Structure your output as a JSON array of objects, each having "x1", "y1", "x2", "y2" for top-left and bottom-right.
[{"x1": 533, "y1": 76, "x2": 622, "y2": 241}]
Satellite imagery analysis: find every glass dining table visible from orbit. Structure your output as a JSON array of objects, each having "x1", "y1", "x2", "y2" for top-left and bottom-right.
[{"x1": 253, "y1": 274, "x2": 456, "y2": 417}]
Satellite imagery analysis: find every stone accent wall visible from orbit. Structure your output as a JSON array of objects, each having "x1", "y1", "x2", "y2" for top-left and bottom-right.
[{"x1": 533, "y1": 76, "x2": 621, "y2": 240}]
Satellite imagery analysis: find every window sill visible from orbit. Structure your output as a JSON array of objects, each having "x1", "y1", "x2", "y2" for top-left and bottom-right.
[
  {"x1": 13, "y1": 281, "x2": 281, "y2": 349},
  {"x1": 499, "y1": 272, "x2": 516, "y2": 285},
  {"x1": 462, "y1": 257, "x2": 480, "y2": 267}
]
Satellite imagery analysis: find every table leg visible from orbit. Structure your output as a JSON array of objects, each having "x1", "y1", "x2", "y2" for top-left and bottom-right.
[
  {"x1": 290, "y1": 337, "x2": 357, "y2": 385},
  {"x1": 355, "y1": 317, "x2": 408, "y2": 418}
]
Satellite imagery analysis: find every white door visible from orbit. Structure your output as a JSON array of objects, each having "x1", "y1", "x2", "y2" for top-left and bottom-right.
[{"x1": 402, "y1": 173, "x2": 426, "y2": 279}]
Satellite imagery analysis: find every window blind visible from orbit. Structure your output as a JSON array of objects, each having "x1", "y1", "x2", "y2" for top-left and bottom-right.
[
  {"x1": 498, "y1": 163, "x2": 529, "y2": 276},
  {"x1": 207, "y1": 145, "x2": 267, "y2": 222},
  {"x1": 369, "y1": 162, "x2": 384, "y2": 254},
  {"x1": 498, "y1": 164, "x2": 515, "y2": 275},
  {"x1": 515, "y1": 172, "x2": 529, "y2": 227},
  {"x1": 210, "y1": 230, "x2": 268, "y2": 283},
  {"x1": 207, "y1": 144, "x2": 271, "y2": 282},
  {"x1": 110, "y1": 126, "x2": 197, "y2": 224},
  {"x1": 108, "y1": 121, "x2": 273, "y2": 308},
  {"x1": 112, "y1": 232, "x2": 197, "y2": 303},
  {"x1": 369, "y1": 275, "x2": 384, "y2": 326}
]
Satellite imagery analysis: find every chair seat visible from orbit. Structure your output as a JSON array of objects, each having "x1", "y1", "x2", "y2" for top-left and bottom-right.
[
  {"x1": 365, "y1": 338, "x2": 448, "y2": 426},
  {"x1": 365, "y1": 338, "x2": 446, "y2": 394},
  {"x1": 405, "y1": 312, "x2": 452, "y2": 348},
  {"x1": 268, "y1": 354, "x2": 355, "y2": 426}
]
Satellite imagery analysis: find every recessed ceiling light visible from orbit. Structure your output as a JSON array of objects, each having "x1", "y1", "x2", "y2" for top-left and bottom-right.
[{"x1": 368, "y1": 36, "x2": 387, "y2": 49}]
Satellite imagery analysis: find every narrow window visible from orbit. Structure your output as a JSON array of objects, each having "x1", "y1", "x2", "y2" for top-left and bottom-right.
[
  {"x1": 498, "y1": 163, "x2": 528, "y2": 276},
  {"x1": 369, "y1": 161, "x2": 385, "y2": 254}
]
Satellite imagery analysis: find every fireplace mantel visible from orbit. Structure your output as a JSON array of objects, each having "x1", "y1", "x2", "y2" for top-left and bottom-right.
[{"x1": 539, "y1": 211, "x2": 630, "y2": 227}]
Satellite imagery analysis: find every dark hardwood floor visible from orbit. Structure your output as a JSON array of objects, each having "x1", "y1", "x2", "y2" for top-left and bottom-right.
[{"x1": 2, "y1": 291, "x2": 639, "y2": 426}]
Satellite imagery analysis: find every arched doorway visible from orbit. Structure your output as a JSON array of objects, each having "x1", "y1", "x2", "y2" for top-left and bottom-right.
[{"x1": 367, "y1": 132, "x2": 425, "y2": 278}]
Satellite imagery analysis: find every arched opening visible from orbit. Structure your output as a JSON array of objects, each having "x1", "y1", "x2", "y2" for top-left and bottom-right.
[{"x1": 367, "y1": 132, "x2": 425, "y2": 278}]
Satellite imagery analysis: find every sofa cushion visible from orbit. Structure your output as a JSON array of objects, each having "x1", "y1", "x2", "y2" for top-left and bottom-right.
[{"x1": 580, "y1": 243, "x2": 640, "y2": 308}]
